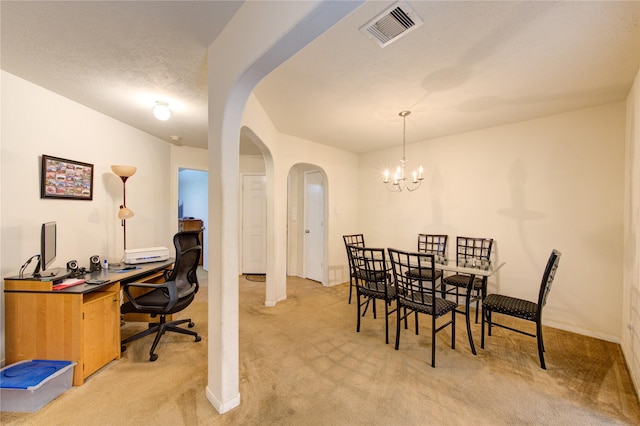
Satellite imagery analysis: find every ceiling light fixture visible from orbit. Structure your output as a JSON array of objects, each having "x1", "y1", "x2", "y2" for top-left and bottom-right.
[
  {"x1": 383, "y1": 111, "x2": 423, "y2": 192},
  {"x1": 153, "y1": 101, "x2": 171, "y2": 121}
]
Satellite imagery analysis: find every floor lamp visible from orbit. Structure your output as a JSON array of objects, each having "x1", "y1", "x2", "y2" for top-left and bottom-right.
[{"x1": 111, "y1": 165, "x2": 136, "y2": 252}]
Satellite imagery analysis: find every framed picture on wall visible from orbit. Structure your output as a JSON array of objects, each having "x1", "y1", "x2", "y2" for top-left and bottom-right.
[{"x1": 40, "y1": 154, "x2": 94, "y2": 200}]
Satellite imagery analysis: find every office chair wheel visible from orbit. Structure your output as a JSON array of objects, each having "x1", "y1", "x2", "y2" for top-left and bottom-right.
[
  {"x1": 121, "y1": 345, "x2": 127, "y2": 353},
  {"x1": 150, "y1": 353, "x2": 158, "y2": 362},
  {"x1": 195, "y1": 335, "x2": 202, "y2": 342},
  {"x1": 188, "y1": 321, "x2": 195, "y2": 328}
]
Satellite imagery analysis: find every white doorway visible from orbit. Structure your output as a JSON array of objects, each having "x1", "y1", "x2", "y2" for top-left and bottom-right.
[
  {"x1": 241, "y1": 174, "x2": 267, "y2": 274},
  {"x1": 178, "y1": 168, "x2": 209, "y2": 270},
  {"x1": 304, "y1": 170, "x2": 324, "y2": 282}
]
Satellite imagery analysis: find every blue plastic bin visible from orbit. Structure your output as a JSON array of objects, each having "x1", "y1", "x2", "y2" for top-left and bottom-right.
[{"x1": 0, "y1": 360, "x2": 76, "y2": 412}]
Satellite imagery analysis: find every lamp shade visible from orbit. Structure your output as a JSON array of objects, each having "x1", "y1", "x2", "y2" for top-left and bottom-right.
[
  {"x1": 117, "y1": 207, "x2": 135, "y2": 220},
  {"x1": 111, "y1": 165, "x2": 137, "y2": 178}
]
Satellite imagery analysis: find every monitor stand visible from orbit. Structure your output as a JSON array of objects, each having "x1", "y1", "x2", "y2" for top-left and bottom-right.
[{"x1": 33, "y1": 267, "x2": 68, "y2": 279}]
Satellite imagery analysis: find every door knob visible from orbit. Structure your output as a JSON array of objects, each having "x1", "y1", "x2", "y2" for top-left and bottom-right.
[{"x1": 305, "y1": 229, "x2": 310, "y2": 234}]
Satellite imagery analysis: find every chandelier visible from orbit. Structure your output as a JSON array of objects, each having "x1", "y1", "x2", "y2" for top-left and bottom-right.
[{"x1": 383, "y1": 111, "x2": 423, "y2": 192}]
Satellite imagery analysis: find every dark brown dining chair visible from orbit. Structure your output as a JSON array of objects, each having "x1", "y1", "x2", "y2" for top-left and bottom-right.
[
  {"x1": 481, "y1": 249, "x2": 561, "y2": 369},
  {"x1": 388, "y1": 248, "x2": 457, "y2": 367},
  {"x1": 343, "y1": 234, "x2": 365, "y2": 304},
  {"x1": 442, "y1": 236, "x2": 493, "y2": 323},
  {"x1": 349, "y1": 244, "x2": 396, "y2": 344}
]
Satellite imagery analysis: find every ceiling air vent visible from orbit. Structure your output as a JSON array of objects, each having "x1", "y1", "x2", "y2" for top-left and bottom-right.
[{"x1": 359, "y1": 1, "x2": 424, "y2": 48}]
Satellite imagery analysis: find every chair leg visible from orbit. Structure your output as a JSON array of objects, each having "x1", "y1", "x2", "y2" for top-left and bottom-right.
[
  {"x1": 384, "y1": 299, "x2": 389, "y2": 344},
  {"x1": 348, "y1": 277, "x2": 353, "y2": 304},
  {"x1": 164, "y1": 323, "x2": 199, "y2": 338},
  {"x1": 395, "y1": 303, "x2": 402, "y2": 350},
  {"x1": 431, "y1": 313, "x2": 436, "y2": 368},
  {"x1": 451, "y1": 310, "x2": 456, "y2": 350},
  {"x1": 121, "y1": 323, "x2": 161, "y2": 346},
  {"x1": 537, "y1": 320, "x2": 546, "y2": 369},
  {"x1": 481, "y1": 308, "x2": 487, "y2": 349},
  {"x1": 356, "y1": 292, "x2": 362, "y2": 333}
]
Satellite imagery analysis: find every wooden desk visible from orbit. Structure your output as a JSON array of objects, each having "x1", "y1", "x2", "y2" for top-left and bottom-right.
[{"x1": 4, "y1": 259, "x2": 174, "y2": 386}]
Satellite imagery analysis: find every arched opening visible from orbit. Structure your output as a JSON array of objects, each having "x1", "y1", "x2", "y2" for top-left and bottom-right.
[
  {"x1": 238, "y1": 126, "x2": 278, "y2": 306},
  {"x1": 287, "y1": 163, "x2": 328, "y2": 286}
]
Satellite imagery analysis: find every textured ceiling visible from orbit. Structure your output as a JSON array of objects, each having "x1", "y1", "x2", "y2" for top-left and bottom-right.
[{"x1": 2, "y1": 1, "x2": 639, "y2": 154}]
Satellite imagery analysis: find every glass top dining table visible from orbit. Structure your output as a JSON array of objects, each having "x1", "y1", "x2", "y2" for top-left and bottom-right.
[{"x1": 435, "y1": 261, "x2": 505, "y2": 355}]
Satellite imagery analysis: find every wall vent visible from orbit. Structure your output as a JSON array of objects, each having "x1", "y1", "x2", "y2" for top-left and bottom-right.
[{"x1": 359, "y1": 1, "x2": 424, "y2": 48}]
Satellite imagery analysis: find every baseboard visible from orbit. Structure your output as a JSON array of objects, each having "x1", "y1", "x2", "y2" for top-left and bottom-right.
[
  {"x1": 205, "y1": 386, "x2": 241, "y2": 414},
  {"x1": 544, "y1": 319, "x2": 620, "y2": 343}
]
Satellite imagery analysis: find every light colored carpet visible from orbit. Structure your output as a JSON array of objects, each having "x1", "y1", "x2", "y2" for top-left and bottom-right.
[{"x1": 2, "y1": 271, "x2": 639, "y2": 425}]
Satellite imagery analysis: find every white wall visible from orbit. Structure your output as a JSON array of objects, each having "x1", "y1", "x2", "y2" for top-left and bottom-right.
[
  {"x1": 359, "y1": 102, "x2": 626, "y2": 342},
  {"x1": 0, "y1": 71, "x2": 174, "y2": 365},
  {"x1": 622, "y1": 69, "x2": 640, "y2": 394}
]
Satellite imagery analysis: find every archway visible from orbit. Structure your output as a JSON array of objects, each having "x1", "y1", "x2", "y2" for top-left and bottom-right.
[
  {"x1": 287, "y1": 163, "x2": 328, "y2": 285},
  {"x1": 205, "y1": 1, "x2": 364, "y2": 413}
]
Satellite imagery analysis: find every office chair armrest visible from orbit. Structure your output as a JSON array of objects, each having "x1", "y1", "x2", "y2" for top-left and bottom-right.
[{"x1": 122, "y1": 281, "x2": 179, "y2": 312}]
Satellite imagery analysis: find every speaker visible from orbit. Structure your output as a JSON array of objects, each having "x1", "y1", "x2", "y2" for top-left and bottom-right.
[
  {"x1": 89, "y1": 255, "x2": 102, "y2": 272},
  {"x1": 67, "y1": 259, "x2": 83, "y2": 277}
]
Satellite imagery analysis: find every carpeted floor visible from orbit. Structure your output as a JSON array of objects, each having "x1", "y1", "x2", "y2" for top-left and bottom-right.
[{"x1": 2, "y1": 271, "x2": 639, "y2": 425}]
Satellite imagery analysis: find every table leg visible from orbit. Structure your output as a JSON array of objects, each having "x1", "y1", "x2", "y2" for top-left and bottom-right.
[{"x1": 465, "y1": 274, "x2": 477, "y2": 355}]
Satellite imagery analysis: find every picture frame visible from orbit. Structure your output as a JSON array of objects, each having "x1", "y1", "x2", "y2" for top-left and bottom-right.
[{"x1": 40, "y1": 154, "x2": 94, "y2": 200}]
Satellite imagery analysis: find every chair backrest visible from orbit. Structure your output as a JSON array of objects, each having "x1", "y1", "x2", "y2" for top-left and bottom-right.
[
  {"x1": 167, "y1": 231, "x2": 202, "y2": 295},
  {"x1": 418, "y1": 234, "x2": 448, "y2": 257},
  {"x1": 388, "y1": 248, "x2": 437, "y2": 306},
  {"x1": 343, "y1": 234, "x2": 365, "y2": 248},
  {"x1": 454, "y1": 236, "x2": 493, "y2": 269},
  {"x1": 343, "y1": 234, "x2": 365, "y2": 275},
  {"x1": 348, "y1": 245, "x2": 390, "y2": 287},
  {"x1": 537, "y1": 249, "x2": 562, "y2": 310}
]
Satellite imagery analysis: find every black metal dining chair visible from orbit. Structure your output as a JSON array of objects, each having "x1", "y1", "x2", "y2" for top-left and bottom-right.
[
  {"x1": 388, "y1": 248, "x2": 457, "y2": 367},
  {"x1": 349, "y1": 244, "x2": 396, "y2": 344},
  {"x1": 343, "y1": 234, "x2": 365, "y2": 304},
  {"x1": 442, "y1": 236, "x2": 493, "y2": 323},
  {"x1": 481, "y1": 249, "x2": 561, "y2": 369},
  {"x1": 417, "y1": 233, "x2": 448, "y2": 263}
]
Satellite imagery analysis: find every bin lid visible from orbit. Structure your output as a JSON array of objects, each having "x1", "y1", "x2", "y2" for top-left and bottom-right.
[{"x1": 0, "y1": 360, "x2": 73, "y2": 389}]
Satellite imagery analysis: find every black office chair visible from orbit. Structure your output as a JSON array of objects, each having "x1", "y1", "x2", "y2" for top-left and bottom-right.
[
  {"x1": 481, "y1": 249, "x2": 561, "y2": 369},
  {"x1": 120, "y1": 231, "x2": 202, "y2": 361},
  {"x1": 343, "y1": 234, "x2": 365, "y2": 304}
]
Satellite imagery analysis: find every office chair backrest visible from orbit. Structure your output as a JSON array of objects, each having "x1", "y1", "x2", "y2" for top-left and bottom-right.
[
  {"x1": 168, "y1": 231, "x2": 202, "y2": 293},
  {"x1": 173, "y1": 246, "x2": 201, "y2": 297}
]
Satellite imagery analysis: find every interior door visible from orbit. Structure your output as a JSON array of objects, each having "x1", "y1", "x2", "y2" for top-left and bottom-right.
[
  {"x1": 304, "y1": 171, "x2": 324, "y2": 282},
  {"x1": 242, "y1": 174, "x2": 267, "y2": 274}
]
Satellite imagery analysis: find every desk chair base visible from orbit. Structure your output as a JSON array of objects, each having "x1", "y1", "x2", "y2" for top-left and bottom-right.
[{"x1": 121, "y1": 315, "x2": 201, "y2": 362}]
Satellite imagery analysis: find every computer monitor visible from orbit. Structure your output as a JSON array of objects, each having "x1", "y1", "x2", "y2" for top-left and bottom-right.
[{"x1": 33, "y1": 221, "x2": 57, "y2": 277}]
